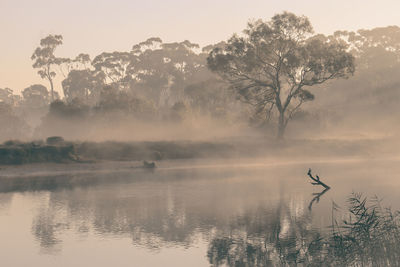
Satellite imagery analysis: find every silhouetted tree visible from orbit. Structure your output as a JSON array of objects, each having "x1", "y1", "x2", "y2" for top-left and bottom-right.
[
  {"x1": 92, "y1": 51, "x2": 133, "y2": 90},
  {"x1": 74, "y1": 53, "x2": 91, "y2": 68},
  {"x1": 48, "y1": 99, "x2": 90, "y2": 118},
  {"x1": 62, "y1": 69, "x2": 105, "y2": 104},
  {"x1": 31, "y1": 34, "x2": 64, "y2": 101},
  {"x1": 96, "y1": 85, "x2": 156, "y2": 119},
  {"x1": 313, "y1": 26, "x2": 400, "y2": 123},
  {"x1": 207, "y1": 12, "x2": 355, "y2": 138},
  {"x1": 22, "y1": 84, "x2": 52, "y2": 108},
  {"x1": 89, "y1": 38, "x2": 227, "y2": 111},
  {"x1": 128, "y1": 38, "x2": 214, "y2": 106},
  {"x1": 0, "y1": 87, "x2": 16, "y2": 105},
  {"x1": 55, "y1": 53, "x2": 91, "y2": 79}
]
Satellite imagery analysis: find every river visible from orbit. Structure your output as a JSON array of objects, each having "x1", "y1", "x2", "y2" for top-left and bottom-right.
[{"x1": 1, "y1": 157, "x2": 400, "y2": 266}]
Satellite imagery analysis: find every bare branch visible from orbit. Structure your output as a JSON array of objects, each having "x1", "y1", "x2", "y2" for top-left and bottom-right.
[
  {"x1": 285, "y1": 98, "x2": 304, "y2": 127},
  {"x1": 307, "y1": 168, "x2": 331, "y2": 189}
]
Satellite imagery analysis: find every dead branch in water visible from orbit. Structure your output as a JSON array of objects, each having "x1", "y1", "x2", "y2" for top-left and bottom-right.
[{"x1": 307, "y1": 168, "x2": 331, "y2": 189}]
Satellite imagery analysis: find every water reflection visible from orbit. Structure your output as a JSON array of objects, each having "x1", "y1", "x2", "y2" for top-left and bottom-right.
[
  {"x1": 207, "y1": 197, "x2": 324, "y2": 266},
  {"x1": 32, "y1": 208, "x2": 64, "y2": 253},
  {"x1": 208, "y1": 193, "x2": 400, "y2": 266},
  {"x1": 0, "y1": 162, "x2": 400, "y2": 266},
  {"x1": 308, "y1": 187, "x2": 329, "y2": 211},
  {"x1": 12, "y1": 167, "x2": 303, "y2": 254}
]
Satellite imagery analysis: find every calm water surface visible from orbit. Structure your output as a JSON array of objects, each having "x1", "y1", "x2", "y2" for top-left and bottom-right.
[{"x1": 1, "y1": 158, "x2": 400, "y2": 266}]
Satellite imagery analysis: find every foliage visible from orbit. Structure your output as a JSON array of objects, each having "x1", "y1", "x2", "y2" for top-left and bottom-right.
[
  {"x1": 0, "y1": 139, "x2": 77, "y2": 164},
  {"x1": 128, "y1": 38, "x2": 212, "y2": 106},
  {"x1": 95, "y1": 85, "x2": 156, "y2": 119},
  {"x1": 31, "y1": 34, "x2": 64, "y2": 101},
  {"x1": 21, "y1": 84, "x2": 51, "y2": 108},
  {"x1": 207, "y1": 193, "x2": 400, "y2": 266},
  {"x1": 5, "y1": 16, "x2": 400, "y2": 140},
  {"x1": 207, "y1": 12, "x2": 355, "y2": 138},
  {"x1": 48, "y1": 99, "x2": 90, "y2": 118},
  {"x1": 92, "y1": 51, "x2": 133, "y2": 90},
  {"x1": 312, "y1": 26, "x2": 400, "y2": 125},
  {"x1": 0, "y1": 87, "x2": 20, "y2": 106},
  {"x1": 327, "y1": 193, "x2": 400, "y2": 266},
  {"x1": 62, "y1": 69, "x2": 105, "y2": 104},
  {"x1": 89, "y1": 38, "x2": 228, "y2": 108}
]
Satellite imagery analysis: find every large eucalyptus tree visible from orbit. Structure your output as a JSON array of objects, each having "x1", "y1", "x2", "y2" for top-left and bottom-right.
[
  {"x1": 207, "y1": 12, "x2": 355, "y2": 138},
  {"x1": 31, "y1": 34, "x2": 65, "y2": 102}
]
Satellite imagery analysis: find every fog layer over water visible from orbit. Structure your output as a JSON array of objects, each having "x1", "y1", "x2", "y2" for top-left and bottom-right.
[
  {"x1": 1, "y1": 10, "x2": 400, "y2": 267},
  {"x1": 0, "y1": 158, "x2": 400, "y2": 266}
]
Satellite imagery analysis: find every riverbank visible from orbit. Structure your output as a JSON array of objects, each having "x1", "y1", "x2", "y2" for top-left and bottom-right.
[{"x1": 0, "y1": 136, "x2": 397, "y2": 165}]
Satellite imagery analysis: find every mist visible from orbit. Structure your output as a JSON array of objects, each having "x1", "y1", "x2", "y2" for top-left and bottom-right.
[
  {"x1": 1, "y1": 9, "x2": 400, "y2": 267},
  {"x1": 1, "y1": 24, "x2": 399, "y2": 159},
  {"x1": 2, "y1": 25, "x2": 400, "y2": 143}
]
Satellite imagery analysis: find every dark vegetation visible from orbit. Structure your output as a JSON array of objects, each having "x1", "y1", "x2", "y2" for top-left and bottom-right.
[
  {"x1": 0, "y1": 138, "x2": 236, "y2": 165},
  {"x1": 0, "y1": 12, "x2": 399, "y2": 143},
  {"x1": 327, "y1": 193, "x2": 400, "y2": 266},
  {"x1": 0, "y1": 138, "x2": 77, "y2": 164},
  {"x1": 208, "y1": 193, "x2": 400, "y2": 266},
  {"x1": 0, "y1": 135, "x2": 395, "y2": 165}
]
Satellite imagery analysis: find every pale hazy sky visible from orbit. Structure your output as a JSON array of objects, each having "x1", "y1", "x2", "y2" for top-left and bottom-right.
[{"x1": 1, "y1": 0, "x2": 400, "y2": 94}]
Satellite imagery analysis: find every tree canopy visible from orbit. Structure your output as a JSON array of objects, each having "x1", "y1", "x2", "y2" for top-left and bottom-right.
[
  {"x1": 6, "y1": 14, "x2": 400, "y2": 141},
  {"x1": 31, "y1": 34, "x2": 64, "y2": 102},
  {"x1": 207, "y1": 12, "x2": 355, "y2": 138}
]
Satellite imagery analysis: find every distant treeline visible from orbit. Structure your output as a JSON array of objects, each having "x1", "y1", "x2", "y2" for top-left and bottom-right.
[
  {"x1": 1, "y1": 37, "x2": 248, "y2": 141},
  {"x1": 1, "y1": 16, "x2": 400, "y2": 140}
]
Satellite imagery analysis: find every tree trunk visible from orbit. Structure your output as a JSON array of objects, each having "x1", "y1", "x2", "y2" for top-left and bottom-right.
[
  {"x1": 49, "y1": 78, "x2": 54, "y2": 102},
  {"x1": 277, "y1": 112, "x2": 286, "y2": 139}
]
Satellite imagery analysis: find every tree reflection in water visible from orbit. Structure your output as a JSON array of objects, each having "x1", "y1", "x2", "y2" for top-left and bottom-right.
[
  {"x1": 308, "y1": 188, "x2": 330, "y2": 211},
  {"x1": 208, "y1": 193, "x2": 400, "y2": 266},
  {"x1": 207, "y1": 197, "x2": 324, "y2": 266},
  {"x1": 2, "y1": 167, "x2": 400, "y2": 265}
]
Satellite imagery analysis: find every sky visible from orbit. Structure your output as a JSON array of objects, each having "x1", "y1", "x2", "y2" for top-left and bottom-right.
[{"x1": 1, "y1": 0, "x2": 400, "y2": 94}]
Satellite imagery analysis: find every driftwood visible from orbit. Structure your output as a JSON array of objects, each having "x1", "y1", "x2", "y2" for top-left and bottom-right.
[
  {"x1": 307, "y1": 168, "x2": 330, "y2": 189},
  {"x1": 307, "y1": 168, "x2": 331, "y2": 210}
]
